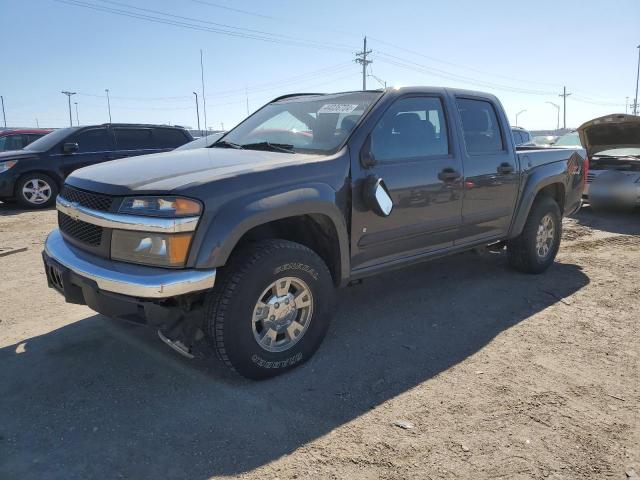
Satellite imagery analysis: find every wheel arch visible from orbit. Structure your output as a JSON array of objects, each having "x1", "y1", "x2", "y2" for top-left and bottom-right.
[
  {"x1": 508, "y1": 163, "x2": 567, "y2": 239},
  {"x1": 193, "y1": 184, "x2": 350, "y2": 287}
]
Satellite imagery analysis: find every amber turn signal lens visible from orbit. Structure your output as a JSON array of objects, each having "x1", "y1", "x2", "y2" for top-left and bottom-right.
[
  {"x1": 174, "y1": 198, "x2": 202, "y2": 216},
  {"x1": 167, "y1": 233, "x2": 193, "y2": 265}
]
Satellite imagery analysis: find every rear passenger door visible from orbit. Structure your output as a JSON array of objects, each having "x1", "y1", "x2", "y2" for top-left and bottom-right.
[
  {"x1": 350, "y1": 95, "x2": 464, "y2": 270},
  {"x1": 154, "y1": 128, "x2": 190, "y2": 151},
  {"x1": 112, "y1": 127, "x2": 161, "y2": 159},
  {"x1": 455, "y1": 97, "x2": 520, "y2": 243},
  {"x1": 62, "y1": 127, "x2": 114, "y2": 176}
]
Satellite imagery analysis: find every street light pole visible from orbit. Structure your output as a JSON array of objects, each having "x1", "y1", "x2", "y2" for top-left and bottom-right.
[
  {"x1": 634, "y1": 44, "x2": 640, "y2": 116},
  {"x1": 546, "y1": 102, "x2": 560, "y2": 131},
  {"x1": 0, "y1": 95, "x2": 6, "y2": 128},
  {"x1": 74, "y1": 102, "x2": 79, "y2": 126},
  {"x1": 515, "y1": 109, "x2": 526, "y2": 126},
  {"x1": 193, "y1": 92, "x2": 201, "y2": 132},
  {"x1": 105, "y1": 89, "x2": 112, "y2": 123},
  {"x1": 61, "y1": 91, "x2": 76, "y2": 127}
]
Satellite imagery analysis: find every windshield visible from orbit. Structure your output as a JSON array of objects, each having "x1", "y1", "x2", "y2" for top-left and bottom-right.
[
  {"x1": 217, "y1": 92, "x2": 382, "y2": 154},
  {"x1": 596, "y1": 147, "x2": 640, "y2": 157},
  {"x1": 24, "y1": 128, "x2": 74, "y2": 152},
  {"x1": 554, "y1": 132, "x2": 581, "y2": 147}
]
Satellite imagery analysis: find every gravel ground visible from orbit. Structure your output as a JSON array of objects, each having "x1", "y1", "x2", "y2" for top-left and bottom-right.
[{"x1": 0, "y1": 202, "x2": 638, "y2": 480}]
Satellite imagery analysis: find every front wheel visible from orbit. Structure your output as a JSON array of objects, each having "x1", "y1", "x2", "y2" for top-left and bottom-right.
[
  {"x1": 15, "y1": 173, "x2": 58, "y2": 209},
  {"x1": 205, "y1": 239, "x2": 335, "y2": 379},
  {"x1": 507, "y1": 196, "x2": 562, "y2": 274}
]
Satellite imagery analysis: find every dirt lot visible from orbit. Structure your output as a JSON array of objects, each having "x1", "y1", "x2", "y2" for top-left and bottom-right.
[{"x1": 0, "y1": 203, "x2": 638, "y2": 480}]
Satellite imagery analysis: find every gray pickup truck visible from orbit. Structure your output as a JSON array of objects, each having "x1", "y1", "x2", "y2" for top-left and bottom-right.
[{"x1": 43, "y1": 87, "x2": 586, "y2": 379}]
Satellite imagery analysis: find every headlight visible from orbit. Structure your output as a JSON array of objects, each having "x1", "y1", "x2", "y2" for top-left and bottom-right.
[
  {"x1": 0, "y1": 160, "x2": 18, "y2": 173},
  {"x1": 111, "y1": 230, "x2": 193, "y2": 267},
  {"x1": 119, "y1": 196, "x2": 201, "y2": 217}
]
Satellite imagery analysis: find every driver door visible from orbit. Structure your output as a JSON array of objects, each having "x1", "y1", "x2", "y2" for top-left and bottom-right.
[{"x1": 351, "y1": 96, "x2": 464, "y2": 271}]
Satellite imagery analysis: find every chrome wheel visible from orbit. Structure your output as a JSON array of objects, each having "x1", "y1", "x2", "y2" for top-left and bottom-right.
[
  {"x1": 252, "y1": 276, "x2": 313, "y2": 353},
  {"x1": 22, "y1": 178, "x2": 52, "y2": 205},
  {"x1": 535, "y1": 213, "x2": 555, "y2": 259}
]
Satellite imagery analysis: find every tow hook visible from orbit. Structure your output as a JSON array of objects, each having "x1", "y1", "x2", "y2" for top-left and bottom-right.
[
  {"x1": 157, "y1": 330, "x2": 195, "y2": 359},
  {"x1": 157, "y1": 313, "x2": 204, "y2": 359}
]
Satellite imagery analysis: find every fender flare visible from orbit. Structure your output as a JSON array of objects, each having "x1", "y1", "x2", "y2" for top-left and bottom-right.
[
  {"x1": 508, "y1": 162, "x2": 567, "y2": 238},
  {"x1": 193, "y1": 183, "x2": 350, "y2": 284}
]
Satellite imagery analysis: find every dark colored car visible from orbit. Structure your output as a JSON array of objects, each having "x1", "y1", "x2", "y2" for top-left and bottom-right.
[
  {"x1": 43, "y1": 88, "x2": 586, "y2": 379},
  {"x1": 0, "y1": 124, "x2": 192, "y2": 208},
  {"x1": 0, "y1": 128, "x2": 53, "y2": 151},
  {"x1": 511, "y1": 126, "x2": 535, "y2": 146}
]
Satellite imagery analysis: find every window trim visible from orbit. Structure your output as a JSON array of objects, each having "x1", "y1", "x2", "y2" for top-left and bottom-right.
[
  {"x1": 370, "y1": 94, "x2": 453, "y2": 165},
  {"x1": 455, "y1": 95, "x2": 507, "y2": 156}
]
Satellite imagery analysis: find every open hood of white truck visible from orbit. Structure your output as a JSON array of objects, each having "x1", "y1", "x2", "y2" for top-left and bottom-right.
[{"x1": 577, "y1": 114, "x2": 640, "y2": 157}]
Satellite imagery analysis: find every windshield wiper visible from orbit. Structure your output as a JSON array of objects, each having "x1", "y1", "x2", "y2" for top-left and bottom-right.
[
  {"x1": 241, "y1": 142, "x2": 295, "y2": 153},
  {"x1": 210, "y1": 140, "x2": 243, "y2": 149}
]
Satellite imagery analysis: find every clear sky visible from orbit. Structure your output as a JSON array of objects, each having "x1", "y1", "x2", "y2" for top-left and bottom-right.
[{"x1": 2, "y1": 0, "x2": 639, "y2": 131}]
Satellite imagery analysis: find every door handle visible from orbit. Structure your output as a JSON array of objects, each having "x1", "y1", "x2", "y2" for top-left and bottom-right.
[
  {"x1": 438, "y1": 168, "x2": 461, "y2": 182},
  {"x1": 497, "y1": 163, "x2": 514, "y2": 174}
]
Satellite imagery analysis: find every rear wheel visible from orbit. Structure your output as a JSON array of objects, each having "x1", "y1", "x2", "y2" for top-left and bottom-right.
[
  {"x1": 16, "y1": 173, "x2": 58, "y2": 209},
  {"x1": 507, "y1": 196, "x2": 561, "y2": 274},
  {"x1": 205, "y1": 239, "x2": 335, "y2": 379}
]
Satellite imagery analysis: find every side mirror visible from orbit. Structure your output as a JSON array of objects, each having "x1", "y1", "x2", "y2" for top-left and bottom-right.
[
  {"x1": 359, "y1": 134, "x2": 376, "y2": 168},
  {"x1": 363, "y1": 176, "x2": 393, "y2": 217},
  {"x1": 63, "y1": 142, "x2": 79, "y2": 154}
]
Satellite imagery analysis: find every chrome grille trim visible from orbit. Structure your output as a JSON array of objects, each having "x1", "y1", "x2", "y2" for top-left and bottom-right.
[{"x1": 56, "y1": 196, "x2": 199, "y2": 233}]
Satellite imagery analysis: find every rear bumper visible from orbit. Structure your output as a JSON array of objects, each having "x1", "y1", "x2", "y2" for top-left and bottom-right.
[{"x1": 43, "y1": 229, "x2": 216, "y2": 299}]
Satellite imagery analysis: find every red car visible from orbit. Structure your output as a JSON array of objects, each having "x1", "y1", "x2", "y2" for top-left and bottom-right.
[{"x1": 0, "y1": 129, "x2": 53, "y2": 152}]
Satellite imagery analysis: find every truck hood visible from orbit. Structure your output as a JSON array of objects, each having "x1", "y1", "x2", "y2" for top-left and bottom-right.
[
  {"x1": 577, "y1": 114, "x2": 640, "y2": 157},
  {"x1": 66, "y1": 147, "x2": 329, "y2": 195}
]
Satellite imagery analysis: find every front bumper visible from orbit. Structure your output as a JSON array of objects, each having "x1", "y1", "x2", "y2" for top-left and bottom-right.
[{"x1": 43, "y1": 229, "x2": 216, "y2": 299}]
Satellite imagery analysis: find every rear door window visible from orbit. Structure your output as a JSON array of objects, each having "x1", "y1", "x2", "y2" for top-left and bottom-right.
[
  {"x1": 457, "y1": 99, "x2": 505, "y2": 154},
  {"x1": 154, "y1": 128, "x2": 188, "y2": 149},
  {"x1": 71, "y1": 128, "x2": 112, "y2": 153},
  {"x1": 114, "y1": 128, "x2": 154, "y2": 151}
]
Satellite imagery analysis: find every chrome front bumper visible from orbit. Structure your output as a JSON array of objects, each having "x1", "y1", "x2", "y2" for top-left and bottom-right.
[{"x1": 44, "y1": 229, "x2": 216, "y2": 299}]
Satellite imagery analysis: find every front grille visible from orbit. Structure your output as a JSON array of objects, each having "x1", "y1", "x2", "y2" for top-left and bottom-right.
[
  {"x1": 58, "y1": 211, "x2": 103, "y2": 246},
  {"x1": 587, "y1": 173, "x2": 596, "y2": 183},
  {"x1": 60, "y1": 185, "x2": 114, "y2": 212}
]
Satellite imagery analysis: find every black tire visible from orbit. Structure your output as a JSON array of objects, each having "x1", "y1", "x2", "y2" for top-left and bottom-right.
[
  {"x1": 15, "y1": 173, "x2": 58, "y2": 209},
  {"x1": 507, "y1": 195, "x2": 562, "y2": 274},
  {"x1": 205, "y1": 239, "x2": 335, "y2": 379}
]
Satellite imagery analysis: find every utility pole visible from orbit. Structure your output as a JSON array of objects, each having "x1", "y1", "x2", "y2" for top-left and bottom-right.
[
  {"x1": 355, "y1": 36, "x2": 372, "y2": 91},
  {"x1": 546, "y1": 102, "x2": 560, "y2": 131},
  {"x1": 626, "y1": 96, "x2": 629, "y2": 114},
  {"x1": 200, "y1": 49, "x2": 208, "y2": 136},
  {"x1": 0, "y1": 95, "x2": 6, "y2": 128},
  {"x1": 61, "y1": 91, "x2": 76, "y2": 127},
  {"x1": 515, "y1": 109, "x2": 526, "y2": 126},
  {"x1": 105, "y1": 89, "x2": 112, "y2": 123},
  {"x1": 245, "y1": 88, "x2": 250, "y2": 116},
  {"x1": 559, "y1": 86, "x2": 571, "y2": 130},
  {"x1": 74, "y1": 102, "x2": 79, "y2": 126},
  {"x1": 193, "y1": 92, "x2": 201, "y2": 132},
  {"x1": 35, "y1": 118, "x2": 39, "y2": 128},
  {"x1": 634, "y1": 44, "x2": 640, "y2": 116}
]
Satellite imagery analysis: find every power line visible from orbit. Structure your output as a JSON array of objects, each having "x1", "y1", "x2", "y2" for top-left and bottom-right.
[{"x1": 54, "y1": 0, "x2": 353, "y2": 53}]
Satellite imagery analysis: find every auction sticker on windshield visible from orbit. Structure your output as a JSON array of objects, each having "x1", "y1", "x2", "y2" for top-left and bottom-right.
[{"x1": 318, "y1": 104, "x2": 359, "y2": 114}]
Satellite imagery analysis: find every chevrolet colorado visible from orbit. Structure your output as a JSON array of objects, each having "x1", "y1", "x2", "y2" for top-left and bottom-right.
[{"x1": 42, "y1": 87, "x2": 587, "y2": 379}]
